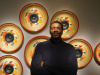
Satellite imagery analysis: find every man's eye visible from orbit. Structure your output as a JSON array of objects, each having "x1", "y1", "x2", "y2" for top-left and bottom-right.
[{"x1": 52, "y1": 27, "x2": 55, "y2": 29}]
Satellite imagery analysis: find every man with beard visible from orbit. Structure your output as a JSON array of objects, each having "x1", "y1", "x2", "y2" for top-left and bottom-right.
[{"x1": 31, "y1": 21, "x2": 78, "y2": 75}]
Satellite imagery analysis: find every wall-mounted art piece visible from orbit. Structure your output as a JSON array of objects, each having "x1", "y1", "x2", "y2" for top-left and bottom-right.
[
  {"x1": 0, "y1": 23, "x2": 23, "y2": 53},
  {"x1": 19, "y1": 3, "x2": 48, "y2": 32},
  {"x1": 24, "y1": 36, "x2": 50, "y2": 67},
  {"x1": 94, "y1": 43, "x2": 100, "y2": 63},
  {"x1": 0, "y1": 55, "x2": 23, "y2": 75},
  {"x1": 51, "y1": 10, "x2": 79, "y2": 39},
  {"x1": 69, "y1": 39, "x2": 93, "y2": 69}
]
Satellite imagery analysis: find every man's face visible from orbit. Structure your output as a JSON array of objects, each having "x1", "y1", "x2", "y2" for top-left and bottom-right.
[{"x1": 50, "y1": 23, "x2": 63, "y2": 40}]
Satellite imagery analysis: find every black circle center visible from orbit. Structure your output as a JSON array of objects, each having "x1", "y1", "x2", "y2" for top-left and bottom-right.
[
  {"x1": 5, "y1": 33, "x2": 14, "y2": 42},
  {"x1": 29, "y1": 13, "x2": 39, "y2": 23},
  {"x1": 75, "y1": 48, "x2": 83, "y2": 58},
  {"x1": 61, "y1": 20, "x2": 69, "y2": 30},
  {"x1": 4, "y1": 64, "x2": 14, "y2": 74}
]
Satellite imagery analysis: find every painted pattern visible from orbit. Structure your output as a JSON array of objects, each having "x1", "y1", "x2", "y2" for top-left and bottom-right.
[
  {"x1": 56, "y1": 17, "x2": 73, "y2": 33},
  {"x1": 0, "y1": 29, "x2": 19, "y2": 46},
  {"x1": 0, "y1": 61, "x2": 19, "y2": 75},
  {"x1": 74, "y1": 45, "x2": 87, "y2": 61},
  {"x1": 25, "y1": 9, "x2": 43, "y2": 26},
  {"x1": 29, "y1": 41, "x2": 43, "y2": 59}
]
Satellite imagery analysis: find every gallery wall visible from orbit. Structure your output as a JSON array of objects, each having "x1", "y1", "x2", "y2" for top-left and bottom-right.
[{"x1": 0, "y1": 0, "x2": 100, "y2": 75}]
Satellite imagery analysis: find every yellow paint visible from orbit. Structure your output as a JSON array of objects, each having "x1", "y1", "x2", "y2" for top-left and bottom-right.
[
  {"x1": 84, "y1": 47, "x2": 87, "y2": 53},
  {"x1": 13, "y1": 39, "x2": 17, "y2": 43},
  {"x1": 82, "y1": 55, "x2": 85, "y2": 59},
  {"x1": 15, "y1": 31, "x2": 19, "y2": 38},
  {"x1": 15, "y1": 63, "x2": 19, "y2": 69},
  {"x1": 39, "y1": 11, "x2": 43, "y2": 17},
  {"x1": 30, "y1": 50, "x2": 35, "y2": 59},
  {"x1": 98, "y1": 49, "x2": 100, "y2": 53},
  {"x1": 0, "y1": 38, "x2": 3, "y2": 42},
  {"x1": 25, "y1": 18, "x2": 27, "y2": 22},
  {"x1": 38, "y1": 19, "x2": 42, "y2": 23},
  {"x1": 13, "y1": 70, "x2": 17, "y2": 75}
]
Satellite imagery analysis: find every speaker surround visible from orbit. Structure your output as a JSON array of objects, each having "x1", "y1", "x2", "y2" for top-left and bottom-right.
[
  {"x1": 75, "y1": 48, "x2": 83, "y2": 58},
  {"x1": 29, "y1": 13, "x2": 39, "y2": 23},
  {"x1": 61, "y1": 20, "x2": 69, "y2": 30},
  {"x1": 4, "y1": 64, "x2": 14, "y2": 74},
  {"x1": 5, "y1": 33, "x2": 14, "y2": 43}
]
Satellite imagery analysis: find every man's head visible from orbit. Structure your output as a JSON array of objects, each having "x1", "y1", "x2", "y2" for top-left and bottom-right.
[{"x1": 50, "y1": 21, "x2": 63, "y2": 40}]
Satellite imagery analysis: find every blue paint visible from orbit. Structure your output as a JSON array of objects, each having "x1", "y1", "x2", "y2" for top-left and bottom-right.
[
  {"x1": 75, "y1": 45, "x2": 77, "y2": 46},
  {"x1": 33, "y1": 44, "x2": 36, "y2": 47},
  {"x1": 70, "y1": 24, "x2": 72, "y2": 25},
  {"x1": 15, "y1": 37, "x2": 17, "y2": 39},
  {"x1": 11, "y1": 42, "x2": 14, "y2": 46},
  {"x1": 80, "y1": 57, "x2": 82, "y2": 61},
  {"x1": 83, "y1": 52, "x2": 86, "y2": 54},
  {"x1": 15, "y1": 68, "x2": 17, "y2": 69}
]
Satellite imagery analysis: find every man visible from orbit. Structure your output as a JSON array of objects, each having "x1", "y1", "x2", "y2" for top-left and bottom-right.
[{"x1": 31, "y1": 21, "x2": 78, "y2": 75}]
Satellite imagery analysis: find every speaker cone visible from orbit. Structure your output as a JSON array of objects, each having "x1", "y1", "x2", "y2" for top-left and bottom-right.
[
  {"x1": 29, "y1": 13, "x2": 39, "y2": 23},
  {"x1": 4, "y1": 64, "x2": 14, "y2": 74},
  {"x1": 5, "y1": 33, "x2": 14, "y2": 42},
  {"x1": 75, "y1": 48, "x2": 83, "y2": 58},
  {"x1": 61, "y1": 20, "x2": 69, "y2": 30}
]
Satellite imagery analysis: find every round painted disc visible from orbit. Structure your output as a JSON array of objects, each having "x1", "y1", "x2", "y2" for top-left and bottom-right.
[
  {"x1": 19, "y1": 3, "x2": 48, "y2": 32},
  {"x1": 51, "y1": 10, "x2": 79, "y2": 39},
  {"x1": 95, "y1": 43, "x2": 100, "y2": 63},
  {"x1": 0, "y1": 55, "x2": 23, "y2": 75},
  {"x1": 0, "y1": 23, "x2": 23, "y2": 52},
  {"x1": 69, "y1": 39, "x2": 93, "y2": 68},
  {"x1": 24, "y1": 36, "x2": 50, "y2": 67}
]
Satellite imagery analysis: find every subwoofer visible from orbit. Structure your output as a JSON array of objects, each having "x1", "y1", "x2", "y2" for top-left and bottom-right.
[
  {"x1": 24, "y1": 36, "x2": 50, "y2": 67},
  {"x1": 51, "y1": 10, "x2": 79, "y2": 39},
  {"x1": 69, "y1": 39, "x2": 93, "y2": 68},
  {"x1": 0, "y1": 55, "x2": 23, "y2": 75},
  {"x1": 19, "y1": 3, "x2": 48, "y2": 32},
  {"x1": 0, "y1": 23, "x2": 23, "y2": 53}
]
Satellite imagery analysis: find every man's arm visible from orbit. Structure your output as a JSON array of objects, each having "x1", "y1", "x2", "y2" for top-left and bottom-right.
[
  {"x1": 30, "y1": 43, "x2": 51, "y2": 75},
  {"x1": 43, "y1": 46, "x2": 78, "y2": 75}
]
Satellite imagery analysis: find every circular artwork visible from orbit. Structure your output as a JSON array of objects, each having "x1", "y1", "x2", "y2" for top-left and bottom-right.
[
  {"x1": 19, "y1": 3, "x2": 48, "y2": 32},
  {"x1": 24, "y1": 36, "x2": 50, "y2": 67},
  {"x1": 0, "y1": 55, "x2": 23, "y2": 75},
  {"x1": 94, "y1": 43, "x2": 100, "y2": 63},
  {"x1": 69, "y1": 39, "x2": 93, "y2": 68},
  {"x1": 0, "y1": 23, "x2": 23, "y2": 52},
  {"x1": 51, "y1": 10, "x2": 79, "y2": 39}
]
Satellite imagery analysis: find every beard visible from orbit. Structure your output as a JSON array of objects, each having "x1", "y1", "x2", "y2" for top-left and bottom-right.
[{"x1": 50, "y1": 31, "x2": 62, "y2": 40}]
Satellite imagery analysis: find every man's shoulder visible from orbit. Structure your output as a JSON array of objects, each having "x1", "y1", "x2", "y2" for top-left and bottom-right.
[
  {"x1": 63, "y1": 41, "x2": 75, "y2": 49},
  {"x1": 36, "y1": 40, "x2": 50, "y2": 47}
]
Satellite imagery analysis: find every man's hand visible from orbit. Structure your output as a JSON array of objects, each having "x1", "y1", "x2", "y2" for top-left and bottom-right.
[{"x1": 40, "y1": 61, "x2": 44, "y2": 67}]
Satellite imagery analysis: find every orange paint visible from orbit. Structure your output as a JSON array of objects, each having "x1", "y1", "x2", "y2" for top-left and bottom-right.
[
  {"x1": 9, "y1": 61, "x2": 13, "y2": 64},
  {"x1": 3, "y1": 32, "x2": 7, "y2": 38},
  {"x1": 6, "y1": 42, "x2": 8, "y2": 46},
  {"x1": 68, "y1": 27, "x2": 72, "y2": 31},
  {"x1": 82, "y1": 55, "x2": 85, "y2": 59},
  {"x1": 59, "y1": 19, "x2": 62, "y2": 22},
  {"x1": 0, "y1": 69, "x2": 2, "y2": 74},
  {"x1": 10, "y1": 30, "x2": 13, "y2": 32},
  {"x1": 67, "y1": 20, "x2": 70, "y2": 22},
  {"x1": 11, "y1": 64, "x2": 15, "y2": 66}
]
